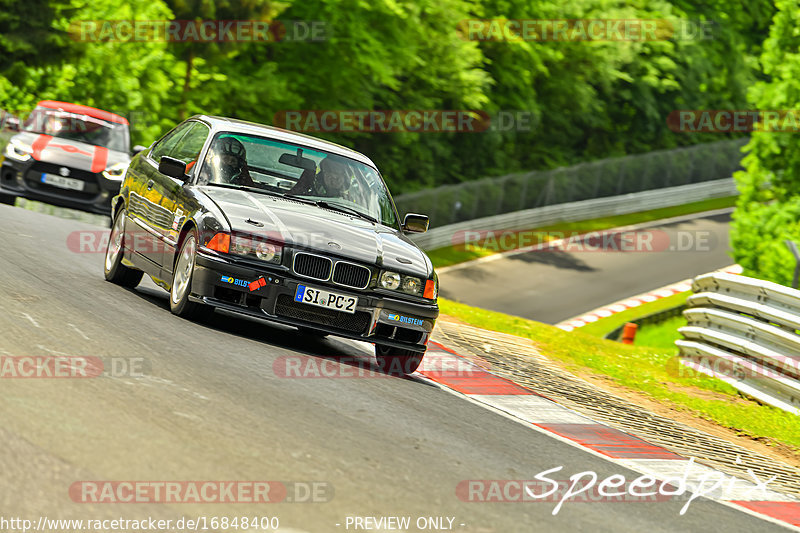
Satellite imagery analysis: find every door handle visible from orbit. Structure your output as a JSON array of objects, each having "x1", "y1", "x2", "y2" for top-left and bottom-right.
[{"x1": 146, "y1": 180, "x2": 154, "y2": 191}]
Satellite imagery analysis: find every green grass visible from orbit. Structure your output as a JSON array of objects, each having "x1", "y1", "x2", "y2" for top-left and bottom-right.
[
  {"x1": 578, "y1": 291, "x2": 691, "y2": 338},
  {"x1": 439, "y1": 298, "x2": 800, "y2": 451},
  {"x1": 428, "y1": 196, "x2": 737, "y2": 268},
  {"x1": 635, "y1": 315, "x2": 687, "y2": 351}
]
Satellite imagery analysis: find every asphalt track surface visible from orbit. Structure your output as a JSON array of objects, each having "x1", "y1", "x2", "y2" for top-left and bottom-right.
[
  {"x1": 0, "y1": 205, "x2": 786, "y2": 532},
  {"x1": 438, "y1": 212, "x2": 733, "y2": 324}
]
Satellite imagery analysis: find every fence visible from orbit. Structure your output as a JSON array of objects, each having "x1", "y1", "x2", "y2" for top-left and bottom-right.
[
  {"x1": 409, "y1": 178, "x2": 737, "y2": 250},
  {"x1": 676, "y1": 272, "x2": 800, "y2": 415},
  {"x1": 394, "y1": 138, "x2": 747, "y2": 229}
]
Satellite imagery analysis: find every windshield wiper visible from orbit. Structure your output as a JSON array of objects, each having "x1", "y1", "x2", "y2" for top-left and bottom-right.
[
  {"x1": 272, "y1": 192, "x2": 379, "y2": 224},
  {"x1": 280, "y1": 193, "x2": 319, "y2": 205},
  {"x1": 207, "y1": 182, "x2": 285, "y2": 198},
  {"x1": 315, "y1": 201, "x2": 378, "y2": 224}
]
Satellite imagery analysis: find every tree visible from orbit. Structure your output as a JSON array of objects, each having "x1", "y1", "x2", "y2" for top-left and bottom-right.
[{"x1": 730, "y1": 0, "x2": 800, "y2": 285}]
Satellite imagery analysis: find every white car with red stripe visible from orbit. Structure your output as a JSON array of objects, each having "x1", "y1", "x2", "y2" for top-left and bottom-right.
[{"x1": 0, "y1": 100, "x2": 142, "y2": 214}]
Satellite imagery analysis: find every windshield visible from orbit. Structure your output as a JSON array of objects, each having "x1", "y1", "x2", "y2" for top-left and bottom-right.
[
  {"x1": 198, "y1": 132, "x2": 399, "y2": 228},
  {"x1": 23, "y1": 107, "x2": 130, "y2": 152}
]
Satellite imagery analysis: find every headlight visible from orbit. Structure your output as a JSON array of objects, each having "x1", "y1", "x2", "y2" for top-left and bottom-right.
[
  {"x1": 102, "y1": 162, "x2": 129, "y2": 181},
  {"x1": 380, "y1": 271, "x2": 401, "y2": 290},
  {"x1": 380, "y1": 271, "x2": 423, "y2": 296},
  {"x1": 230, "y1": 234, "x2": 282, "y2": 264},
  {"x1": 4, "y1": 139, "x2": 32, "y2": 162},
  {"x1": 401, "y1": 276, "x2": 421, "y2": 294}
]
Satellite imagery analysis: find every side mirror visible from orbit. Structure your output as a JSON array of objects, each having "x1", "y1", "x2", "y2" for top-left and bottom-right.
[
  {"x1": 402, "y1": 213, "x2": 429, "y2": 234},
  {"x1": 132, "y1": 145, "x2": 147, "y2": 156},
  {"x1": 158, "y1": 156, "x2": 188, "y2": 181},
  {"x1": 6, "y1": 117, "x2": 20, "y2": 132}
]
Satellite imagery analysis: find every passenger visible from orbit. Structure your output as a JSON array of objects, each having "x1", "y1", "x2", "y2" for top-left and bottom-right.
[{"x1": 289, "y1": 156, "x2": 365, "y2": 205}]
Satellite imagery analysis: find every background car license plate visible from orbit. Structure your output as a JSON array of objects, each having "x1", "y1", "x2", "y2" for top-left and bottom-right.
[
  {"x1": 41, "y1": 173, "x2": 84, "y2": 191},
  {"x1": 295, "y1": 284, "x2": 357, "y2": 314}
]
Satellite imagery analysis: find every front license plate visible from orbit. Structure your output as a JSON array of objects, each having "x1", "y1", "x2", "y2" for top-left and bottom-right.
[
  {"x1": 294, "y1": 284, "x2": 357, "y2": 314},
  {"x1": 41, "y1": 173, "x2": 84, "y2": 191}
]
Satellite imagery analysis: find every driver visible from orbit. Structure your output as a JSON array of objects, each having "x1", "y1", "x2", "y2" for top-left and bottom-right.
[{"x1": 207, "y1": 137, "x2": 255, "y2": 186}]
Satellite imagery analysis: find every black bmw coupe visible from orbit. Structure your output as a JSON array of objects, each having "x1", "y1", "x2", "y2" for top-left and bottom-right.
[{"x1": 104, "y1": 115, "x2": 438, "y2": 374}]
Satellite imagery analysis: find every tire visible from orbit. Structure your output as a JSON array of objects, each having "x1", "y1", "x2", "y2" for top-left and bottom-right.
[
  {"x1": 104, "y1": 208, "x2": 143, "y2": 288},
  {"x1": 0, "y1": 193, "x2": 16, "y2": 206},
  {"x1": 297, "y1": 326, "x2": 328, "y2": 338},
  {"x1": 169, "y1": 229, "x2": 209, "y2": 319},
  {"x1": 375, "y1": 345, "x2": 424, "y2": 375}
]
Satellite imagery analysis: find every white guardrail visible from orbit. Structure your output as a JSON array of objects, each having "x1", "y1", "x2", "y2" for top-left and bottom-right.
[
  {"x1": 677, "y1": 272, "x2": 800, "y2": 415},
  {"x1": 409, "y1": 178, "x2": 738, "y2": 250}
]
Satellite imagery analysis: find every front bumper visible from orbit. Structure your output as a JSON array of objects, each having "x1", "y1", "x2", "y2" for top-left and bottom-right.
[
  {"x1": 192, "y1": 251, "x2": 439, "y2": 353},
  {"x1": 0, "y1": 157, "x2": 119, "y2": 214}
]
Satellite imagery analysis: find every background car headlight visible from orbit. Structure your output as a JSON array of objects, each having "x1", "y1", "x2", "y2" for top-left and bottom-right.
[
  {"x1": 230, "y1": 234, "x2": 282, "y2": 264},
  {"x1": 380, "y1": 271, "x2": 401, "y2": 290},
  {"x1": 4, "y1": 140, "x2": 32, "y2": 162},
  {"x1": 102, "y1": 162, "x2": 129, "y2": 181},
  {"x1": 380, "y1": 271, "x2": 423, "y2": 296}
]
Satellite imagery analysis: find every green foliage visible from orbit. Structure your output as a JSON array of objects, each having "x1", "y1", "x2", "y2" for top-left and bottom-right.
[
  {"x1": 730, "y1": 0, "x2": 800, "y2": 285},
  {"x1": 0, "y1": 0, "x2": 76, "y2": 72},
  {"x1": 0, "y1": 0, "x2": 775, "y2": 192}
]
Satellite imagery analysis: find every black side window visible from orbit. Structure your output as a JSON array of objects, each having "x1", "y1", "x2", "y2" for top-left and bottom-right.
[
  {"x1": 150, "y1": 122, "x2": 194, "y2": 162},
  {"x1": 170, "y1": 122, "x2": 210, "y2": 165}
]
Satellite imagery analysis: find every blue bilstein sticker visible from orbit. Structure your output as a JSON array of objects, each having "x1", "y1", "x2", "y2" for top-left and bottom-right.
[
  {"x1": 387, "y1": 313, "x2": 425, "y2": 326},
  {"x1": 221, "y1": 275, "x2": 248, "y2": 288}
]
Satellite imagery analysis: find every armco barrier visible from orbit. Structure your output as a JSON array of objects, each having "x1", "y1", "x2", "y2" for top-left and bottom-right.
[
  {"x1": 409, "y1": 178, "x2": 738, "y2": 250},
  {"x1": 395, "y1": 139, "x2": 747, "y2": 229},
  {"x1": 676, "y1": 272, "x2": 800, "y2": 415}
]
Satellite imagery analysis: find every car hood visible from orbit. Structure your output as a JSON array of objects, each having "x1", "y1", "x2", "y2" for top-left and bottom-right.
[
  {"x1": 200, "y1": 187, "x2": 432, "y2": 278},
  {"x1": 11, "y1": 131, "x2": 129, "y2": 173}
]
